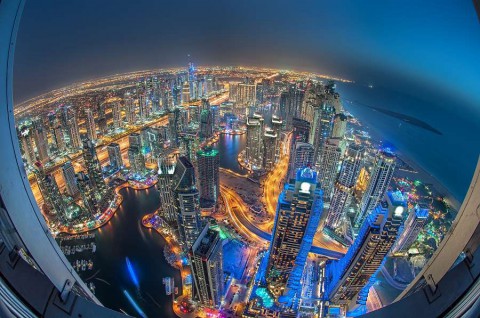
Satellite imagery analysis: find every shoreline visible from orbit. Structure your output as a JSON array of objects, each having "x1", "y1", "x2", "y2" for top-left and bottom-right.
[{"x1": 346, "y1": 106, "x2": 462, "y2": 210}]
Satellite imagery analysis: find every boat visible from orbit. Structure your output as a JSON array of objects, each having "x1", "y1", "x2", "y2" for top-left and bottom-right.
[{"x1": 163, "y1": 277, "x2": 173, "y2": 295}]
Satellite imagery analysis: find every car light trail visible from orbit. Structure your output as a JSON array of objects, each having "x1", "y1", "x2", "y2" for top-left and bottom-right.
[
  {"x1": 126, "y1": 257, "x2": 140, "y2": 288},
  {"x1": 123, "y1": 289, "x2": 147, "y2": 318}
]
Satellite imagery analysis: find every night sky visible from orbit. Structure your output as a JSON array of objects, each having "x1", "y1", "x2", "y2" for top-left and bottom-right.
[{"x1": 14, "y1": 1, "x2": 480, "y2": 112}]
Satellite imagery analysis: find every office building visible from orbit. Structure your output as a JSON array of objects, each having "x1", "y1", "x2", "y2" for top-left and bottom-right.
[
  {"x1": 324, "y1": 144, "x2": 364, "y2": 230},
  {"x1": 107, "y1": 143, "x2": 123, "y2": 170},
  {"x1": 196, "y1": 147, "x2": 220, "y2": 208},
  {"x1": 391, "y1": 204, "x2": 429, "y2": 254},
  {"x1": 324, "y1": 191, "x2": 406, "y2": 310},
  {"x1": 62, "y1": 161, "x2": 79, "y2": 197},
  {"x1": 34, "y1": 162, "x2": 67, "y2": 224},
  {"x1": 354, "y1": 150, "x2": 396, "y2": 228},
  {"x1": 85, "y1": 108, "x2": 97, "y2": 140},
  {"x1": 310, "y1": 102, "x2": 335, "y2": 166},
  {"x1": 125, "y1": 94, "x2": 136, "y2": 124},
  {"x1": 112, "y1": 102, "x2": 122, "y2": 129},
  {"x1": 128, "y1": 146, "x2": 146, "y2": 174},
  {"x1": 32, "y1": 118, "x2": 50, "y2": 164},
  {"x1": 157, "y1": 156, "x2": 177, "y2": 224},
  {"x1": 318, "y1": 137, "x2": 343, "y2": 200},
  {"x1": 289, "y1": 142, "x2": 315, "y2": 180},
  {"x1": 266, "y1": 167, "x2": 323, "y2": 306},
  {"x1": 263, "y1": 128, "x2": 278, "y2": 171},
  {"x1": 172, "y1": 156, "x2": 203, "y2": 250},
  {"x1": 190, "y1": 225, "x2": 224, "y2": 308},
  {"x1": 245, "y1": 115, "x2": 264, "y2": 170}
]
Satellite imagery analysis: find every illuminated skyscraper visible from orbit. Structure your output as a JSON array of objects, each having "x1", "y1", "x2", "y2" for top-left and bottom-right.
[
  {"x1": 391, "y1": 203, "x2": 429, "y2": 254},
  {"x1": 125, "y1": 93, "x2": 136, "y2": 124},
  {"x1": 263, "y1": 128, "x2": 278, "y2": 171},
  {"x1": 190, "y1": 225, "x2": 224, "y2": 308},
  {"x1": 157, "y1": 156, "x2": 177, "y2": 224},
  {"x1": 17, "y1": 124, "x2": 36, "y2": 166},
  {"x1": 34, "y1": 162, "x2": 67, "y2": 224},
  {"x1": 182, "y1": 81, "x2": 190, "y2": 104},
  {"x1": 52, "y1": 119, "x2": 66, "y2": 153},
  {"x1": 289, "y1": 142, "x2": 314, "y2": 180},
  {"x1": 85, "y1": 108, "x2": 97, "y2": 141},
  {"x1": 31, "y1": 119, "x2": 49, "y2": 164},
  {"x1": 354, "y1": 150, "x2": 396, "y2": 228},
  {"x1": 199, "y1": 100, "x2": 214, "y2": 140},
  {"x1": 62, "y1": 161, "x2": 79, "y2": 197},
  {"x1": 129, "y1": 133, "x2": 142, "y2": 149},
  {"x1": 66, "y1": 111, "x2": 81, "y2": 150},
  {"x1": 128, "y1": 146, "x2": 146, "y2": 175},
  {"x1": 318, "y1": 137, "x2": 343, "y2": 200},
  {"x1": 310, "y1": 101, "x2": 335, "y2": 167},
  {"x1": 112, "y1": 102, "x2": 122, "y2": 129},
  {"x1": 237, "y1": 83, "x2": 256, "y2": 106},
  {"x1": 82, "y1": 139, "x2": 113, "y2": 212},
  {"x1": 196, "y1": 147, "x2": 220, "y2": 209},
  {"x1": 173, "y1": 156, "x2": 202, "y2": 250},
  {"x1": 266, "y1": 167, "x2": 323, "y2": 305},
  {"x1": 324, "y1": 191, "x2": 405, "y2": 310},
  {"x1": 324, "y1": 144, "x2": 364, "y2": 230},
  {"x1": 245, "y1": 115, "x2": 264, "y2": 170},
  {"x1": 107, "y1": 143, "x2": 123, "y2": 170},
  {"x1": 332, "y1": 113, "x2": 348, "y2": 138},
  {"x1": 279, "y1": 85, "x2": 304, "y2": 129}
]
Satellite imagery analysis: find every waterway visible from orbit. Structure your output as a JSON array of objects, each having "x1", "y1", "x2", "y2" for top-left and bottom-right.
[
  {"x1": 83, "y1": 133, "x2": 246, "y2": 318},
  {"x1": 86, "y1": 186, "x2": 181, "y2": 318},
  {"x1": 214, "y1": 132, "x2": 247, "y2": 174}
]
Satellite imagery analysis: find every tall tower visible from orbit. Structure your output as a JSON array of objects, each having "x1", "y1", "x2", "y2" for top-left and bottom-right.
[
  {"x1": 82, "y1": 139, "x2": 113, "y2": 212},
  {"x1": 199, "y1": 100, "x2": 214, "y2": 140},
  {"x1": 112, "y1": 102, "x2": 122, "y2": 129},
  {"x1": 31, "y1": 118, "x2": 50, "y2": 164},
  {"x1": 263, "y1": 128, "x2": 278, "y2": 171},
  {"x1": 391, "y1": 203, "x2": 429, "y2": 254},
  {"x1": 66, "y1": 110, "x2": 82, "y2": 150},
  {"x1": 289, "y1": 142, "x2": 315, "y2": 180},
  {"x1": 332, "y1": 113, "x2": 348, "y2": 138},
  {"x1": 128, "y1": 146, "x2": 146, "y2": 175},
  {"x1": 157, "y1": 156, "x2": 177, "y2": 224},
  {"x1": 324, "y1": 144, "x2": 364, "y2": 230},
  {"x1": 318, "y1": 137, "x2": 343, "y2": 200},
  {"x1": 354, "y1": 150, "x2": 396, "y2": 228},
  {"x1": 125, "y1": 93, "x2": 136, "y2": 125},
  {"x1": 190, "y1": 225, "x2": 224, "y2": 308},
  {"x1": 310, "y1": 102, "x2": 335, "y2": 167},
  {"x1": 62, "y1": 161, "x2": 79, "y2": 197},
  {"x1": 17, "y1": 123, "x2": 36, "y2": 166},
  {"x1": 245, "y1": 115, "x2": 264, "y2": 170},
  {"x1": 196, "y1": 147, "x2": 220, "y2": 209},
  {"x1": 53, "y1": 119, "x2": 66, "y2": 153},
  {"x1": 107, "y1": 143, "x2": 123, "y2": 170},
  {"x1": 34, "y1": 162, "x2": 67, "y2": 225},
  {"x1": 85, "y1": 108, "x2": 97, "y2": 141},
  {"x1": 266, "y1": 167, "x2": 323, "y2": 305},
  {"x1": 182, "y1": 81, "x2": 191, "y2": 105},
  {"x1": 324, "y1": 191, "x2": 405, "y2": 310},
  {"x1": 173, "y1": 156, "x2": 202, "y2": 250}
]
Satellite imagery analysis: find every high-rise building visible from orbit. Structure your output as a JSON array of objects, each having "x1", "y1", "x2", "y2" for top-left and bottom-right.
[
  {"x1": 62, "y1": 161, "x2": 79, "y2": 197},
  {"x1": 292, "y1": 118, "x2": 310, "y2": 144},
  {"x1": 391, "y1": 203, "x2": 429, "y2": 254},
  {"x1": 199, "y1": 101, "x2": 214, "y2": 140},
  {"x1": 128, "y1": 146, "x2": 146, "y2": 174},
  {"x1": 182, "y1": 81, "x2": 191, "y2": 104},
  {"x1": 310, "y1": 102, "x2": 335, "y2": 167},
  {"x1": 17, "y1": 123, "x2": 36, "y2": 166},
  {"x1": 31, "y1": 118, "x2": 50, "y2": 164},
  {"x1": 157, "y1": 156, "x2": 177, "y2": 224},
  {"x1": 190, "y1": 225, "x2": 224, "y2": 308},
  {"x1": 172, "y1": 156, "x2": 202, "y2": 250},
  {"x1": 34, "y1": 162, "x2": 67, "y2": 224},
  {"x1": 85, "y1": 108, "x2": 97, "y2": 141},
  {"x1": 266, "y1": 167, "x2": 323, "y2": 305},
  {"x1": 82, "y1": 139, "x2": 113, "y2": 212},
  {"x1": 263, "y1": 128, "x2": 278, "y2": 171},
  {"x1": 324, "y1": 144, "x2": 364, "y2": 230},
  {"x1": 332, "y1": 113, "x2": 348, "y2": 138},
  {"x1": 279, "y1": 85, "x2": 304, "y2": 128},
  {"x1": 324, "y1": 191, "x2": 406, "y2": 310},
  {"x1": 52, "y1": 119, "x2": 66, "y2": 153},
  {"x1": 112, "y1": 102, "x2": 122, "y2": 129},
  {"x1": 107, "y1": 143, "x2": 123, "y2": 170},
  {"x1": 237, "y1": 83, "x2": 256, "y2": 106},
  {"x1": 125, "y1": 94, "x2": 136, "y2": 124},
  {"x1": 66, "y1": 110, "x2": 82, "y2": 150},
  {"x1": 354, "y1": 150, "x2": 396, "y2": 228},
  {"x1": 129, "y1": 133, "x2": 142, "y2": 149},
  {"x1": 245, "y1": 115, "x2": 264, "y2": 170},
  {"x1": 289, "y1": 142, "x2": 315, "y2": 180},
  {"x1": 318, "y1": 137, "x2": 343, "y2": 200},
  {"x1": 196, "y1": 147, "x2": 220, "y2": 209},
  {"x1": 76, "y1": 172, "x2": 97, "y2": 216}
]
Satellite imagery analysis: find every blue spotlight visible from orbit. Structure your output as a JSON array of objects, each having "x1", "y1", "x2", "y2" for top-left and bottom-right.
[
  {"x1": 123, "y1": 289, "x2": 147, "y2": 318},
  {"x1": 126, "y1": 257, "x2": 140, "y2": 288}
]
